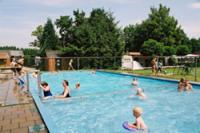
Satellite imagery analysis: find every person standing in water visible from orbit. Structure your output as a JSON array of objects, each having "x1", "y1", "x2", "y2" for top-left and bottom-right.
[
  {"x1": 40, "y1": 81, "x2": 53, "y2": 97},
  {"x1": 55, "y1": 80, "x2": 71, "y2": 98}
]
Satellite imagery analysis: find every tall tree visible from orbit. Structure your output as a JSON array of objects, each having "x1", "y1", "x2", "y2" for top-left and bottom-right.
[
  {"x1": 87, "y1": 8, "x2": 124, "y2": 57},
  {"x1": 30, "y1": 25, "x2": 44, "y2": 48},
  {"x1": 40, "y1": 18, "x2": 59, "y2": 56},
  {"x1": 61, "y1": 8, "x2": 124, "y2": 57},
  {"x1": 124, "y1": 4, "x2": 188, "y2": 53},
  {"x1": 55, "y1": 16, "x2": 73, "y2": 47},
  {"x1": 190, "y1": 38, "x2": 200, "y2": 53}
]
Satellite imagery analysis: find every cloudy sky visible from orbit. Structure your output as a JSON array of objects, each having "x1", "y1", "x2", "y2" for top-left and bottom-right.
[{"x1": 0, "y1": 0, "x2": 200, "y2": 48}]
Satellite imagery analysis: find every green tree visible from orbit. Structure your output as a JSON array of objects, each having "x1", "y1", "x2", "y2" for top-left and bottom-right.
[
  {"x1": 60, "y1": 8, "x2": 124, "y2": 58},
  {"x1": 163, "y1": 46, "x2": 176, "y2": 56},
  {"x1": 30, "y1": 25, "x2": 44, "y2": 48},
  {"x1": 87, "y1": 8, "x2": 124, "y2": 57},
  {"x1": 55, "y1": 16, "x2": 73, "y2": 47},
  {"x1": 40, "y1": 18, "x2": 60, "y2": 56},
  {"x1": 190, "y1": 38, "x2": 200, "y2": 53},
  {"x1": 176, "y1": 45, "x2": 191, "y2": 55},
  {"x1": 140, "y1": 39, "x2": 164, "y2": 56},
  {"x1": 124, "y1": 4, "x2": 188, "y2": 52}
]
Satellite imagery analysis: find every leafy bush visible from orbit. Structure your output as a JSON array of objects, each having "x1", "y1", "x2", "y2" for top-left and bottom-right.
[
  {"x1": 176, "y1": 45, "x2": 191, "y2": 56},
  {"x1": 163, "y1": 46, "x2": 176, "y2": 56},
  {"x1": 140, "y1": 39, "x2": 164, "y2": 56}
]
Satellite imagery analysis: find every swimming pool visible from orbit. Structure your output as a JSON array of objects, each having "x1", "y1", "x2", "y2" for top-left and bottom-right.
[{"x1": 30, "y1": 71, "x2": 200, "y2": 133}]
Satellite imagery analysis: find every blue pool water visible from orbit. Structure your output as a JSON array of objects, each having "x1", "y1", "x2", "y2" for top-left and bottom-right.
[{"x1": 30, "y1": 71, "x2": 200, "y2": 133}]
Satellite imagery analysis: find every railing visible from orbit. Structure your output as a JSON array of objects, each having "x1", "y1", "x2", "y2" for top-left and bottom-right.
[{"x1": 1, "y1": 56, "x2": 200, "y2": 82}]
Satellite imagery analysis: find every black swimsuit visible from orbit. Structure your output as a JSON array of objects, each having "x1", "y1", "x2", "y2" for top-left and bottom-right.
[
  {"x1": 44, "y1": 90, "x2": 52, "y2": 97},
  {"x1": 62, "y1": 91, "x2": 71, "y2": 98}
]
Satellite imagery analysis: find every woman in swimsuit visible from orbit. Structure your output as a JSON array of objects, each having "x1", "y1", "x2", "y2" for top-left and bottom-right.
[
  {"x1": 151, "y1": 57, "x2": 157, "y2": 75},
  {"x1": 40, "y1": 81, "x2": 53, "y2": 97},
  {"x1": 55, "y1": 80, "x2": 71, "y2": 98}
]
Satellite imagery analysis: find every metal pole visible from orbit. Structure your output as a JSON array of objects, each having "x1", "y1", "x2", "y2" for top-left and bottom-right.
[
  {"x1": 195, "y1": 58, "x2": 197, "y2": 81},
  {"x1": 114, "y1": 57, "x2": 116, "y2": 68},
  {"x1": 26, "y1": 72, "x2": 30, "y2": 92},
  {"x1": 77, "y1": 58, "x2": 80, "y2": 70},
  {"x1": 37, "y1": 71, "x2": 42, "y2": 98}
]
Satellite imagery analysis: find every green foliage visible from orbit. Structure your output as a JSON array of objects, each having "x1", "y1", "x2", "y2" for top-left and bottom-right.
[
  {"x1": 124, "y1": 4, "x2": 189, "y2": 54},
  {"x1": 30, "y1": 25, "x2": 44, "y2": 47},
  {"x1": 23, "y1": 48, "x2": 39, "y2": 57},
  {"x1": 176, "y1": 45, "x2": 191, "y2": 55},
  {"x1": 163, "y1": 46, "x2": 176, "y2": 56},
  {"x1": 168, "y1": 55, "x2": 178, "y2": 65},
  {"x1": 140, "y1": 39, "x2": 164, "y2": 56},
  {"x1": 40, "y1": 18, "x2": 59, "y2": 56},
  {"x1": 190, "y1": 38, "x2": 200, "y2": 53},
  {"x1": 55, "y1": 16, "x2": 73, "y2": 47},
  {"x1": 56, "y1": 8, "x2": 124, "y2": 58},
  {"x1": 0, "y1": 46, "x2": 19, "y2": 50},
  {"x1": 28, "y1": 5, "x2": 199, "y2": 60}
]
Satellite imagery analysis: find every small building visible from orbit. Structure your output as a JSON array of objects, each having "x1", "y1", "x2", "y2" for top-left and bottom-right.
[
  {"x1": 46, "y1": 50, "x2": 61, "y2": 71},
  {"x1": 122, "y1": 52, "x2": 144, "y2": 70}
]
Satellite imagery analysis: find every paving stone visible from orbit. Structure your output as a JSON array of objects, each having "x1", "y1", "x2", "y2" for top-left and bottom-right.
[
  {"x1": 38, "y1": 130, "x2": 48, "y2": 133},
  {"x1": 11, "y1": 127, "x2": 28, "y2": 133},
  {"x1": 0, "y1": 79, "x2": 48, "y2": 133},
  {"x1": 19, "y1": 120, "x2": 35, "y2": 128},
  {"x1": 12, "y1": 118, "x2": 26, "y2": 124},
  {"x1": 0, "y1": 119, "x2": 11, "y2": 126},
  {"x1": 2, "y1": 123, "x2": 18, "y2": 131},
  {"x1": 0, "y1": 129, "x2": 11, "y2": 133}
]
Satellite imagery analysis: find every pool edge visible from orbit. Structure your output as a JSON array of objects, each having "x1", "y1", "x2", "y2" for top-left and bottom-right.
[
  {"x1": 31, "y1": 93, "x2": 60, "y2": 133},
  {"x1": 98, "y1": 70, "x2": 200, "y2": 86}
]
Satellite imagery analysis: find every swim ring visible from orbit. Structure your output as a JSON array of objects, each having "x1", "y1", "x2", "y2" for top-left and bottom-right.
[{"x1": 122, "y1": 121, "x2": 137, "y2": 132}]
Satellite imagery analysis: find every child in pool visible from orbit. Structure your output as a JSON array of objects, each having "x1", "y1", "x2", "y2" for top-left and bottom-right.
[
  {"x1": 128, "y1": 107, "x2": 148, "y2": 131},
  {"x1": 32, "y1": 71, "x2": 39, "y2": 78},
  {"x1": 136, "y1": 88, "x2": 147, "y2": 100},
  {"x1": 185, "y1": 80, "x2": 192, "y2": 91},
  {"x1": 132, "y1": 78, "x2": 138, "y2": 86},
  {"x1": 75, "y1": 82, "x2": 80, "y2": 89},
  {"x1": 178, "y1": 78, "x2": 185, "y2": 92}
]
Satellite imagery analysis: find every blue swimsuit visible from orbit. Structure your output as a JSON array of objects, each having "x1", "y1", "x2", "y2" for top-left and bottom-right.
[{"x1": 43, "y1": 90, "x2": 52, "y2": 97}]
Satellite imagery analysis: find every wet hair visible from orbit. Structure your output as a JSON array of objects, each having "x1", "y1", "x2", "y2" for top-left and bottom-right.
[
  {"x1": 41, "y1": 81, "x2": 48, "y2": 86},
  {"x1": 64, "y1": 80, "x2": 69, "y2": 86},
  {"x1": 180, "y1": 78, "x2": 185, "y2": 83},
  {"x1": 76, "y1": 82, "x2": 80, "y2": 88}
]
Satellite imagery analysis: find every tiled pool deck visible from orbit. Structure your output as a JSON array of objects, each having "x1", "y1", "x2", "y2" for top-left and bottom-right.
[{"x1": 0, "y1": 79, "x2": 48, "y2": 133}]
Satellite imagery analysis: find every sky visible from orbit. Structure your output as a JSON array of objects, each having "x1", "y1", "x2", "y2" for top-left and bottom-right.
[{"x1": 0, "y1": 0, "x2": 200, "y2": 48}]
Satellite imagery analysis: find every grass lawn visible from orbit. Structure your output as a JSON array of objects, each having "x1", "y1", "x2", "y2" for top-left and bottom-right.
[{"x1": 108, "y1": 67, "x2": 200, "y2": 82}]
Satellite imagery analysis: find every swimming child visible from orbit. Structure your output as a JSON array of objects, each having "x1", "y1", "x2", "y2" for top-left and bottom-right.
[
  {"x1": 184, "y1": 80, "x2": 192, "y2": 91},
  {"x1": 32, "y1": 71, "x2": 39, "y2": 78},
  {"x1": 132, "y1": 78, "x2": 138, "y2": 86},
  {"x1": 91, "y1": 69, "x2": 96, "y2": 74},
  {"x1": 136, "y1": 88, "x2": 147, "y2": 100},
  {"x1": 128, "y1": 107, "x2": 148, "y2": 131},
  {"x1": 178, "y1": 78, "x2": 185, "y2": 92},
  {"x1": 75, "y1": 82, "x2": 80, "y2": 89},
  {"x1": 40, "y1": 81, "x2": 53, "y2": 97},
  {"x1": 55, "y1": 80, "x2": 71, "y2": 98}
]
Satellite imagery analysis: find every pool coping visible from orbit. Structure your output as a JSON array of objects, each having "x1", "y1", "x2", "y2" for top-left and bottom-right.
[
  {"x1": 98, "y1": 70, "x2": 200, "y2": 86},
  {"x1": 30, "y1": 89, "x2": 60, "y2": 133}
]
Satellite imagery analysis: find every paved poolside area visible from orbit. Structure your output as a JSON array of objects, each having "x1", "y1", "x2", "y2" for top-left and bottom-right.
[{"x1": 0, "y1": 79, "x2": 48, "y2": 133}]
